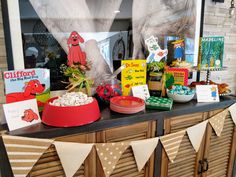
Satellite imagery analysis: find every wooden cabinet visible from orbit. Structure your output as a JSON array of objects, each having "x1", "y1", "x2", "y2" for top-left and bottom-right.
[
  {"x1": 27, "y1": 121, "x2": 156, "y2": 177},
  {"x1": 160, "y1": 110, "x2": 236, "y2": 177},
  {"x1": 28, "y1": 132, "x2": 96, "y2": 177},
  {"x1": 96, "y1": 121, "x2": 156, "y2": 177},
  {"x1": 202, "y1": 110, "x2": 236, "y2": 177},
  {"x1": 161, "y1": 112, "x2": 207, "y2": 177}
]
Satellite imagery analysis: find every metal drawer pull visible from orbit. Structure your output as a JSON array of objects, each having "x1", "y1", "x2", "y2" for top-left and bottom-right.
[
  {"x1": 198, "y1": 160, "x2": 203, "y2": 174},
  {"x1": 202, "y1": 158, "x2": 209, "y2": 172}
]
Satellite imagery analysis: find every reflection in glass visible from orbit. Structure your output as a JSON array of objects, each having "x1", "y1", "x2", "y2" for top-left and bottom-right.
[{"x1": 19, "y1": 0, "x2": 201, "y2": 90}]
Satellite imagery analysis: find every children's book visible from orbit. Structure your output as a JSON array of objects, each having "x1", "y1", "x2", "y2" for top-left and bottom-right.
[
  {"x1": 167, "y1": 39, "x2": 185, "y2": 65},
  {"x1": 199, "y1": 36, "x2": 224, "y2": 69},
  {"x1": 164, "y1": 36, "x2": 179, "y2": 61},
  {"x1": 165, "y1": 67, "x2": 189, "y2": 86},
  {"x1": 121, "y1": 60, "x2": 147, "y2": 96},
  {"x1": 3, "y1": 68, "x2": 50, "y2": 111}
]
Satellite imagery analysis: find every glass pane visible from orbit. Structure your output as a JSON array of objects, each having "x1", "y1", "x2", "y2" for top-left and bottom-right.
[{"x1": 19, "y1": 0, "x2": 201, "y2": 90}]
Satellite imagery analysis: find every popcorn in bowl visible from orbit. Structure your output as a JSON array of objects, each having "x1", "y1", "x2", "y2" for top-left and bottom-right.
[{"x1": 49, "y1": 92, "x2": 93, "y2": 106}]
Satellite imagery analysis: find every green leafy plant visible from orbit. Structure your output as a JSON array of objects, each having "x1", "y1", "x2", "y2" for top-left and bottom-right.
[
  {"x1": 147, "y1": 61, "x2": 165, "y2": 73},
  {"x1": 164, "y1": 73, "x2": 175, "y2": 89},
  {"x1": 60, "y1": 64, "x2": 93, "y2": 96}
]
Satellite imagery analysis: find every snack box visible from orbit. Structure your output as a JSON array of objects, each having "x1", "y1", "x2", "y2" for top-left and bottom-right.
[{"x1": 145, "y1": 96, "x2": 173, "y2": 111}]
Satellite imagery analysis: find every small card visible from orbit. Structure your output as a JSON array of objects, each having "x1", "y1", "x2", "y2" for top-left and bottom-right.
[
  {"x1": 3, "y1": 99, "x2": 41, "y2": 131},
  {"x1": 131, "y1": 85, "x2": 150, "y2": 100},
  {"x1": 196, "y1": 85, "x2": 219, "y2": 102}
]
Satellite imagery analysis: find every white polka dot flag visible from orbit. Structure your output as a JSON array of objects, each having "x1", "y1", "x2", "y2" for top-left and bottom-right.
[
  {"x1": 209, "y1": 109, "x2": 228, "y2": 137},
  {"x1": 130, "y1": 137, "x2": 159, "y2": 171},
  {"x1": 54, "y1": 141, "x2": 94, "y2": 177},
  {"x1": 187, "y1": 120, "x2": 208, "y2": 152},
  {"x1": 160, "y1": 130, "x2": 186, "y2": 163},
  {"x1": 229, "y1": 103, "x2": 236, "y2": 125},
  {"x1": 2, "y1": 135, "x2": 53, "y2": 177},
  {"x1": 96, "y1": 142, "x2": 130, "y2": 177}
]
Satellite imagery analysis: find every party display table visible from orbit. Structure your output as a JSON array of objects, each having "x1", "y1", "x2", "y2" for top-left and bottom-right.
[{"x1": 0, "y1": 96, "x2": 236, "y2": 177}]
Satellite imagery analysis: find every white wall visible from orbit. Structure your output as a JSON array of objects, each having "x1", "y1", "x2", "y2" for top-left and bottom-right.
[{"x1": 203, "y1": 0, "x2": 236, "y2": 93}]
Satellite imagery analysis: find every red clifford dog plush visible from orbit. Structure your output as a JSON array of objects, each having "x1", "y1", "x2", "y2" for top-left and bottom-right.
[
  {"x1": 22, "y1": 109, "x2": 39, "y2": 122},
  {"x1": 6, "y1": 79, "x2": 45, "y2": 106},
  {"x1": 67, "y1": 31, "x2": 87, "y2": 66}
]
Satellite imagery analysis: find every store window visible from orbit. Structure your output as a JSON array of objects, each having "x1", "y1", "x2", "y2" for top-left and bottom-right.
[{"x1": 4, "y1": 0, "x2": 203, "y2": 90}]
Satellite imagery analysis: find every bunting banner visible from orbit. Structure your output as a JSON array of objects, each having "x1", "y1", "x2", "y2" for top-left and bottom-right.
[
  {"x1": 229, "y1": 104, "x2": 236, "y2": 124},
  {"x1": 160, "y1": 130, "x2": 186, "y2": 163},
  {"x1": 187, "y1": 120, "x2": 208, "y2": 152},
  {"x1": 1, "y1": 106, "x2": 235, "y2": 176},
  {"x1": 54, "y1": 141, "x2": 94, "y2": 177},
  {"x1": 209, "y1": 109, "x2": 228, "y2": 137},
  {"x1": 130, "y1": 137, "x2": 159, "y2": 171},
  {"x1": 96, "y1": 142, "x2": 129, "y2": 177},
  {"x1": 2, "y1": 135, "x2": 53, "y2": 177}
]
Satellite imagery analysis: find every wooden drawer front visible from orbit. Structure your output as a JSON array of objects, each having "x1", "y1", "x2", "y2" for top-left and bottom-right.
[
  {"x1": 206, "y1": 112, "x2": 235, "y2": 177},
  {"x1": 28, "y1": 133, "x2": 95, "y2": 177},
  {"x1": 97, "y1": 122, "x2": 156, "y2": 177},
  {"x1": 162, "y1": 113, "x2": 206, "y2": 177}
]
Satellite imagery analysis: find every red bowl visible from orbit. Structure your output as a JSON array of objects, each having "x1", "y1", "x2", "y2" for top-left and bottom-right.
[{"x1": 42, "y1": 97, "x2": 100, "y2": 127}]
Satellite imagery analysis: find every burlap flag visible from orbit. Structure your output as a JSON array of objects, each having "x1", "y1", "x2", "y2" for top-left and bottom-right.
[
  {"x1": 187, "y1": 120, "x2": 208, "y2": 152},
  {"x1": 160, "y1": 130, "x2": 185, "y2": 163},
  {"x1": 130, "y1": 137, "x2": 159, "y2": 171},
  {"x1": 2, "y1": 135, "x2": 53, "y2": 177},
  {"x1": 229, "y1": 104, "x2": 236, "y2": 124},
  {"x1": 96, "y1": 142, "x2": 129, "y2": 177},
  {"x1": 54, "y1": 141, "x2": 94, "y2": 177},
  {"x1": 209, "y1": 109, "x2": 228, "y2": 137}
]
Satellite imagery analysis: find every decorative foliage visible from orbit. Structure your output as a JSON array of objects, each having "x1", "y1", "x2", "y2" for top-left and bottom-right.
[
  {"x1": 164, "y1": 73, "x2": 175, "y2": 89},
  {"x1": 96, "y1": 82, "x2": 122, "y2": 102},
  {"x1": 60, "y1": 64, "x2": 93, "y2": 96},
  {"x1": 147, "y1": 61, "x2": 165, "y2": 73}
]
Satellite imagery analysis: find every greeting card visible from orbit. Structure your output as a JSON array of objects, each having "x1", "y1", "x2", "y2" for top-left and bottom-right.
[{"x1": 3, "y1": 99, "x2": 41, "y2": 131}]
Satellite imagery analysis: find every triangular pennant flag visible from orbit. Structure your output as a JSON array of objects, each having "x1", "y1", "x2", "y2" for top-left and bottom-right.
[
  {"x1": 2, "y1": 135, "x2": 53, "y2": 177},
  {"x1": 187, "y1": 120, "x2": 208, "y2": 152},
  {"x1": 54, "y1": 141, "x2": 93, "y2": 177},
  {"x1": 160, "y1": 130, "x2": 185, "y2": 163},
  {"x1": 96, "y1": 142, "x2": 129, "y2": 177},
  {"x1": 130, "y1": 137, "x2": 159, "y2": 171},
  {"x1": 229, "y1": 104, "x2": 236, "y2": 124},
  {"x1": 209, "y1": 109, "x2": 228, "y2": 137}
]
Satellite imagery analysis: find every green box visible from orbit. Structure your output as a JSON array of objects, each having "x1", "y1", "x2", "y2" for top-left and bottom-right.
[{"x1": 145, "y1": 96, "x2": 173, "y2": 111}]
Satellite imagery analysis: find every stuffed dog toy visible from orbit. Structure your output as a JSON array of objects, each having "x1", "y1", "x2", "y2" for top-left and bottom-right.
[
  {"x1": 22, "y1": 109, "x2": 39, "y2": 122},
  {"x1": 6, "y1": 79, "x2": 45, "y2": 106},
  {"x1": 67, "y1": 31, "x2": 86, "y2": 66}
]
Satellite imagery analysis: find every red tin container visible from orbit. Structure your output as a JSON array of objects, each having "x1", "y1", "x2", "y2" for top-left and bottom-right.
[{"x1": 42, "y1": 97, "x2": 100, "y2": 127}]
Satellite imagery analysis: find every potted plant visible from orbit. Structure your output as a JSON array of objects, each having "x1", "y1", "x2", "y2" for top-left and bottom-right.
[{"x1": 147, "y1": 61, "x2": 165, "y2": 97}]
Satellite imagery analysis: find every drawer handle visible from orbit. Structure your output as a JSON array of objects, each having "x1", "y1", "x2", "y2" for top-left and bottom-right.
[
  {"x1": 202, "y1": 158, "x2": 209, "y2": 172},
  {"x1": 198, "y1": 160, "x2": 203, "y2": 174}
]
